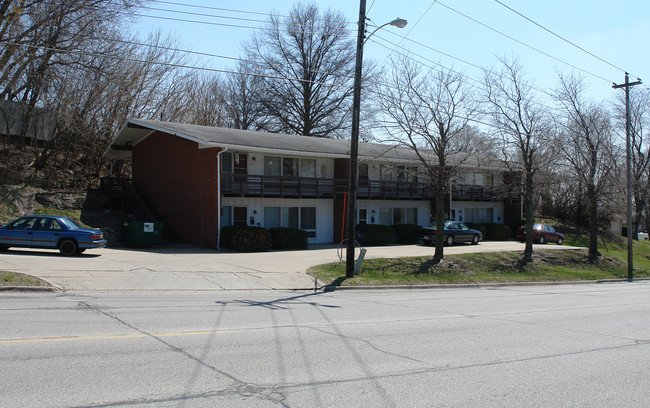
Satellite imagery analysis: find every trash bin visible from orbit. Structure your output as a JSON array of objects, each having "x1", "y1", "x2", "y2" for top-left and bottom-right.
[{"x1": 122, "y1": 220, "x2": 164, "y2": 245}]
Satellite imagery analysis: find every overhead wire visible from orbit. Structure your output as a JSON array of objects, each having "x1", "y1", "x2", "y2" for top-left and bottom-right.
[
  {"x1": 493, "y1": 0, "x2": 631, "y2": 76},
  {"x1": 433, "y1": 0, "x2": 613, "y2": 84},
  {"x1": 0, "y1": 40, "x2": 355, "y2": 91}
]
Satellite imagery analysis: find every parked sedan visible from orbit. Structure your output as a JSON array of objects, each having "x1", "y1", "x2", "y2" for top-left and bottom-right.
[
  {"x1": 419, "y1": 221, "x2": 483, "y2": 246},
  {"x1": 0, "y1": 215, "x2": 107, "y2": 256},
  {"x1": 516, "y1": 223, "x2": 564, "y2": 245}
]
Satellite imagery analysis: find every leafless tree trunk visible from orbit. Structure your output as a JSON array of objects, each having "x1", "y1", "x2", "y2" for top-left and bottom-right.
[
  {"x1": 484, "y1": 57, "x2": 553, "y2": 263},
  {"x1": 378, "y1": 59, "x2": 478, "y2": 262},
  {"x1": 555, "y1": 73, "x2": 617, "y2": 260}
]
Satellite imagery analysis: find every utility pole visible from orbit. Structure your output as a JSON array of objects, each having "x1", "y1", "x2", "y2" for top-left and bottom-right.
[
  {"x1": 613, "y1": 73, "x2": 642, "y2": 282},
  {"x1": 346, "y1": 0, "x2": 366, "y2": 278}
]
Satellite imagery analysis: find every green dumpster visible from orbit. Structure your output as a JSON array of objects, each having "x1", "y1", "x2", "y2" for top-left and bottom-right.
[{"x1": 122, "y1": 220, "x2": 164, "y2": 245}]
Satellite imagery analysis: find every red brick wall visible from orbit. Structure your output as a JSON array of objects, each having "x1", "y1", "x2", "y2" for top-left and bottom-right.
[{"x1": 132, "y1": 131, "x2": 221, "y2": 247}]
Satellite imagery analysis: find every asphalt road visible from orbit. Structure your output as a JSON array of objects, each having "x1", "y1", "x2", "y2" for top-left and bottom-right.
[{"x1": 2, "y1": 283, "x2": 649, "y2": 407}]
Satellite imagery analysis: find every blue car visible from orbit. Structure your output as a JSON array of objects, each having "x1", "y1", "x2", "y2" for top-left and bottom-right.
[
  {"x1": 0, "y1": 215, "x2": 107, "y2": 256},
  {"x1": 419, "y1": 221, "x2": 483, "y2": 246}
]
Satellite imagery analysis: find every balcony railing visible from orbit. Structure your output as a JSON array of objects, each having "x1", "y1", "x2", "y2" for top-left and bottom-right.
[{"x1": 221, "y1": 174, "x2": 516, "y2": 201}]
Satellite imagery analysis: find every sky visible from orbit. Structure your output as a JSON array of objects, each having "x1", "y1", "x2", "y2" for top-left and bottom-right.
[{"x1": 131, "y1": 0, "x2": 650, "y2": 107}]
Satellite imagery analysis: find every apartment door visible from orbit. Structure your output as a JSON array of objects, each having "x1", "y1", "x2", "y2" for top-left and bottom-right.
[{"x1": 233, "y1": 207, "x2": 247, "y2": 226}]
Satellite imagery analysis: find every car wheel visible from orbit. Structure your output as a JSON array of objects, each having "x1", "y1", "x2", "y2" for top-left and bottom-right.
[
  {"x1": 557, "y1": 237, "x2": 564, "y2": 245},
  {"x1": 58, "y1": 239, "x2": 78, "y2": 256},
  {"x1": 445, "y1": 235, "x2": 454, "y2": 246},
  {"x1": 471, "y1": 234, "x2": 479, "y2": 245},
  {"x1": 539, "y1": 236, "x2": 545, "y2": 244},
  {"x1": 0, "y1": 245, "x2": 9, "y2": 251}
]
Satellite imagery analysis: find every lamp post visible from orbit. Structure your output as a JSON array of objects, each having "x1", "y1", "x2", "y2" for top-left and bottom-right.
[{"x1": 346, "y1": 0, "x2": 407, "y2": 278}]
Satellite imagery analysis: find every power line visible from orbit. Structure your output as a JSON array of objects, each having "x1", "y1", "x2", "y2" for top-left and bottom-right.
[
  {"x1": 0, "y1": 40, "x2": 355, "y2": 91},
  {"x1": 434, "y1": 1, "x2": 613, "y2": 83},
  {"x1": 154, "y1": 0, "x2": 282, "y2": 18},
  {"x1": 493, "y1": 0, "x2": 635, "y2": 77},
  {"x1": 142, "y1": 5, "x2": 355, "y2": 34},
  {"x1": 136, "y1": 13, "x2": 355, "y2": 37},
  {"x1": 142, "y1": 6, "x2": 270, "y2": 25}
]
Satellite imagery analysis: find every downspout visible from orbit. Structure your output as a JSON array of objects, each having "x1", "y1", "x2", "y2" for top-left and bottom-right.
[{"x1": 216, "y1": 147, "x2": 228, "y2": 249}]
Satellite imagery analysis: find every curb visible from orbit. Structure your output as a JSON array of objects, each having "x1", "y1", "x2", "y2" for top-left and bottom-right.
[
  {"x1": 320, "y1": 277, "x2": 650, "y2": 292},
  {"x1": 0, "y1": 286, "x2": 57, "y2": 292}
]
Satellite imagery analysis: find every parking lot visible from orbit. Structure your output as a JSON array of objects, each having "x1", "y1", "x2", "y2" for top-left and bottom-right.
[{"x1": 0, "y1": 241, "x2": 576, "y2": 293}]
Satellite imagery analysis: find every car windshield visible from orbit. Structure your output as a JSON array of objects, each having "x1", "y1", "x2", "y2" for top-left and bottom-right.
[
  {"x1": 58, "y1": 218, "x2": 82, "y2": 230},
  {"x1": 427, "y1": 222, "x2": 454, "y2": 229}
]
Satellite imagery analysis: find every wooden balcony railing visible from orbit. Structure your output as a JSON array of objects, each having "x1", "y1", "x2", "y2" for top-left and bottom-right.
[{"x1": 221, "y1": 174, "x2": 517, "y2": 202}]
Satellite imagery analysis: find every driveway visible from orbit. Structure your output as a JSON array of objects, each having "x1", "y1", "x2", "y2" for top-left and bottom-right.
[{"x1": 0, "y1": 241, "x2": 575, "y2": 293}]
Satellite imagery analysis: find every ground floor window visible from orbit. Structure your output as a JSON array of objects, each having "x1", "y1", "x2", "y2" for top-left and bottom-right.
[
  {"x1": 378, "y1": 207, "x2": 417, "y2": 225},
  {"x1": 264, "y1": 206, "x2": 316, "y2": 238},
  {"x1": 464, "y1": 207, "x2": 494, "y2": 223},
  {"x1": 222, "y1": 206, "x2": 232, "y2": 227}
]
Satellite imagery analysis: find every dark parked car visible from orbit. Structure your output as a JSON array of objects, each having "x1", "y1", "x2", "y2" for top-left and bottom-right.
[
  {"x1": 419, "y1": 221, "x2": 482, "y2": 246},
  {"x1": 0, "y1": 215, "x2": 107, "y2": 256},
  {"x1": 516, "y1": 223, "x2": 564, "y2": 245}
]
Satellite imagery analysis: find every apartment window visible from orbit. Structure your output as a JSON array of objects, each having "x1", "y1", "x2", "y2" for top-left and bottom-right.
[
  {"x1": 300, "y1": 159, "x2": 317, "y2": 178},
  {"x1": 392, "y1": 208, "x2": 417, "y2": 225},
  {"x1": 380, "y1": 208, "x2": 392, "y2": 225},
  {"x1": 465, "y1": 207, "x2": 494, "y2": 223},
  {"x1": 359, "y1": 163, "x2": 369, "y2": 180},
  {"x1": 264, "y1": 207, "x2": 281, "y2": 228},
  {"x1": 221, "y1": 206, "x2": 232, "y2": 227},
  {"x1": 464, "y1": 172, "x2": 485, "y2": 186},
  {"x1": 221, "y1": 152, "x2": 232, "y2": 173},
  {"x1": 264, "y1": 156, "x2": 281, "y2": 176},
  {"x1": 283, "y1": 157, "x2": 298, "y2": 176},
  {"x1": 282, "y1": 207, "x2": 299, "y2": 229},
  {"x1": 300, "y1": 207, "x2": 316, "y2": 238}
]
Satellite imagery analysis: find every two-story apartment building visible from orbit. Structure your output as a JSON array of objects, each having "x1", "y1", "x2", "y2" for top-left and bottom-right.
[{"x1": 107, "y1": 119, "x2": 520, "y2": 247}]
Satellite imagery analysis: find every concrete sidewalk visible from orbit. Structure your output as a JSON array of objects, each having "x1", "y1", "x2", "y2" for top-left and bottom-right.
[{"x1": 0, "y1": 241, "x2": 574, "y2": 293}]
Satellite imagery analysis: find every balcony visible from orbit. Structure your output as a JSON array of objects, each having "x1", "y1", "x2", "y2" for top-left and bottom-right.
[
  {"x1": 221, "y1": 174, "x2": 433, "y2": 200},
  {"x1": 221, "y1": 174, "x2": 515, "y2": 202}
]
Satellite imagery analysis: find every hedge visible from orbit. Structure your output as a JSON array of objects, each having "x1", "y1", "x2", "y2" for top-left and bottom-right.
[
  {"x1": 465, "y1": 222, "x2": 511, "y2": 241},
  {"x1": 220, "y1": 225, "x2": 272, "y2": 252},
  {"x1": 269, "y1": 227, "x2": 308, "y2": 250},
  {"x1": 356, "y1": 224, "x2": 395, "y2": 246},
  {"x1": 482, "y1": 223, "x2": 511, "y2": 241},
  {"x1": 393, "y1": 224, "x2": 421, "y2": 244},
  {"x1": 466, "y1": 223, "x2": 488, "y2": 239}
]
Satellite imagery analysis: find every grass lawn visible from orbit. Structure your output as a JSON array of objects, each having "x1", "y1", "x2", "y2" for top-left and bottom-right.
[
  {"x1": 0, "y1": 271, "x2": 50, "y2": 287},
  {"x1": 308, "y1": 237, "x2": 650, "y2": 287}
]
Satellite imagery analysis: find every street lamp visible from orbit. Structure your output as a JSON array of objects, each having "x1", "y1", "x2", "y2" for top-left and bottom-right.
[{"x1": 346, "y1": 1, "x2": 407, "y2": 278}]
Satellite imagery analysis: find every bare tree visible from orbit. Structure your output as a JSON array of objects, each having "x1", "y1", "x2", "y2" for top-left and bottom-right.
[
  {"x1": 484, "y1": 57, "x2": 553, "y2": 262},
  {"x1": 614, "y1": 88, "x2": 650, "y2": 239},
  {"x1": 38, "y1": 30, "x2": 189, "y2": 185},
  {"x1": 161, "y1": 72, "x2": 228, "y2": 127},
  {"x1": 378, "y1": 60, "x2": 478, "y2": 262},
  {"x1": 555, "y1": 73, "x2": 617, "y2": 260},
  {"x1": 223, "y1": 61, "x2": 266, "y2": 130},
  {"x1": 0, "y1": 1, "x2": 146, "y2": 138},
  {"x1": 242, "y1": 1, "x2": 356, "y2": 138}
]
